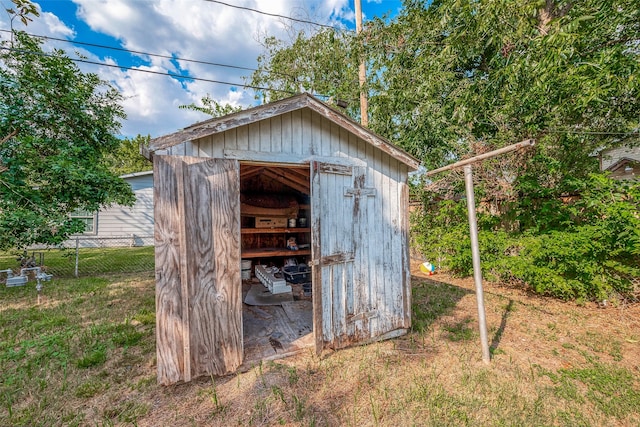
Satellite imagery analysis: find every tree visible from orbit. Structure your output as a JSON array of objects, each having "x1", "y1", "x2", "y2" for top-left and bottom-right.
[
  {"x1": 249, "y1": 0, "x2": 640, "y2": 300},
  {"x1": 103, "y1": 134, "x2": 152, "y2": 177},
  {"x1": 0, "y1": 30, "x2": 134, "y2": 249},
  {"x1": 179, "y1": 94, "x2": 242, "y2": 118},
  {"x1": 249, "y1": 28, "x2": 361, "y2": 115}
]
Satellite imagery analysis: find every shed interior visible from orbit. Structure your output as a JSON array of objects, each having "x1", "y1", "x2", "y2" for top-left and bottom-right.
[{"x1": 239, "y1": 163, "x2": 314, "y2": 365}]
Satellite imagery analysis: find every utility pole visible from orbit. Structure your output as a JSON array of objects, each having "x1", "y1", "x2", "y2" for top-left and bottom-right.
[
  {"x1": 425, "y1": 139, "x2": 535, "y2": 364},
  {"x1": 354, "y1": 0, "x2": 368, "y2": 126}
]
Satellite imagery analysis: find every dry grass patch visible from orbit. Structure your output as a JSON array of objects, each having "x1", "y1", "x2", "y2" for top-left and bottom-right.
[{"x1": 1, "y1": 264, "x2": 639, "y2": 426}]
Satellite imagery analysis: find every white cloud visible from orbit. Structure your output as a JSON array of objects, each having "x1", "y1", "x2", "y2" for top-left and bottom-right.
[{"x1": 6, "y1": 0, "x2": 356, "y2": 137}]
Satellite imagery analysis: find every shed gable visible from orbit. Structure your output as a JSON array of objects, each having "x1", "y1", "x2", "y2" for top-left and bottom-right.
[{"x1": 144, "y1": 93, "x2": 419, "y2": 171}]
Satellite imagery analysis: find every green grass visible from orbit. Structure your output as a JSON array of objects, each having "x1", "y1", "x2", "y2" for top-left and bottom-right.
[
  {"x1": 0, "y1": 275, "x2": 155, "y2": 426},
  {"x1": 0, "y1": 246, "x2": 154, "y2": 278},
  {"x1": 411, "y1": 277, "x2": 471, "y2": 333}
]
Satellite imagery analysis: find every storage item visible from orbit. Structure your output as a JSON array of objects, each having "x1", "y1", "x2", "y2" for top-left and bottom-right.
[
  {"x1": 241, "y1": 259, "x2": 252, "y2": 280},
  {"x1": 255, "y1": 217, "x2": 288, "y2": 228},
  {"x1": 288, "y1": 218, "x2": 297, "y2": 228},
  {"x1": 254, "y1": 265, "x2": 291, "y2": 294},
  {"x1": 283, "y1": 264, "x2": 310, "y2": 284},
  {"x1": 298, "y1": 217, "x2": 307, "y2": 227},
  {"x1": 286, "y1": 237, "x2": 298, "y2": 250},
  {"x1": 302, "y1": 282, "x2": 312, "y2": 296}
]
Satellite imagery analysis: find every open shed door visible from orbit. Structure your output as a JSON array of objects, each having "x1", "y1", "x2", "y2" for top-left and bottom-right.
[
  {"x1": 154, "y1": 155, "x2": 242, "y2": 385},
  {"x1": 311, "y1": 162, "x2": 377, "y2": 353}
]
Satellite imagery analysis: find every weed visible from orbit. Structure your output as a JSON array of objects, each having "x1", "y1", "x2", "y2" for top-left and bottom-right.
[
  {"x1": 560, "y1": 363, "x2": 640, "y2": 417},
  {"x1": 76, "y1": 345, "x2": 107, "y2": 368},
  {"x1": 75, "y1": 378, "x2": 110, "y2": 398},
  {"x1": 133, "y1": 308, "x2": 155, "y2": 325},
  {"x1": 287, "y1": 366, "x2": 299, "y2": 385},
  {"x1": 110, "y1": 322, "x2": 145, "y2": 347},
  {"x1": 104, "y1": 400, "x2": 149, "y2": 423},
  {"x1": 292, "y1": 395, "x2": 306, "y2": 421},
  {"x1": 271, "y1": 385, "x2": 285, "y2": 403},
  {"x1": 444, "y1": 318, "x2": 475, "y2": 341}
]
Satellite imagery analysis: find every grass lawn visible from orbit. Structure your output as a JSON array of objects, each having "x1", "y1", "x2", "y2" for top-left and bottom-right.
[
  {"x1": 0, "y1": 246, "x2": 154, "y2": 277},
  {"x1": 0, "y1": 262, "x2": 638, "y2": 426}
]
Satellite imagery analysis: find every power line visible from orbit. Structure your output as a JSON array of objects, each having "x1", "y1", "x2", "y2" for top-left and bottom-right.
[
  {"x1": 0, "y1": 28, "x2": 295, "y2": 79},
  {"x1": 202, "y1": 0, "x2": 344, "y2": 31},
  {"x1": 0, "y1": 45, "x2": 298, "y2": 95},
  {"x1": 546, "y1": 129, "x2": 640, "y2": 136}
]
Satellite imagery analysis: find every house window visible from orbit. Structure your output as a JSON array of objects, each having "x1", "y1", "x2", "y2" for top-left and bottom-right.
[{"x1": 71, "y1": 209, "x2": 97, "y2": 234}]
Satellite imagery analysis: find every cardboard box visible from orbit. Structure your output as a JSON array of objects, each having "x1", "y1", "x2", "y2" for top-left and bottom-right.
[{"x1": 254, "y1": 217, "x2": 288, "y2": 228}]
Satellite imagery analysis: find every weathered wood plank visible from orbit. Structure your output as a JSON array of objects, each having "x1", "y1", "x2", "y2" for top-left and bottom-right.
[
  {"x1": 153, "y1": 155, "x2": 186, "y2": 385},
  {"x1": 236, "y1": 124, "x2": 249, "y2": 151},
  {"x1": 301, "y1": 108, "x2": 313, "y2": 155},
  {"x1": 369, "y1": 145, "x2": 384, "y2": 336},
  {"x1": 248, "y1": 122, "x2": 260, "y2": 152},
  {"x1": 310, "y1": 162, "x2": 323, "y2": 355},
  {"x1": 182, "y1": 158, "x2": 242, "y2": 378},
  {"x1": 281, "y1": 112, "x2": 293, "y2": 154},
  {"x1": 400, "y1": 166, "x2": 412, "y2": 329},
  {"x1": 260, "y1": 119, "x2": 271, "y2": 153},
  {"x1": 271, "y1": 115, "x2": 282, "y2": 153},
  {"x1": 291, "y1": 109, "x2": 302, "y2": 156}
]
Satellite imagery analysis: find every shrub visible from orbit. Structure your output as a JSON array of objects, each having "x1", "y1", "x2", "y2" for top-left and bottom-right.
[{"x1": 412, "y1": 174, "x2": 640, "y2": 301}]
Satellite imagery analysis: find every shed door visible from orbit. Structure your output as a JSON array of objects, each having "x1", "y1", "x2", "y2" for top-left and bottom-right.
[
  {"x1": 311, "y1": 162, "x2": 377, "y2": 352},
  {"x1": 154, "y1": 155, "x2": 242, "y2": 385}
]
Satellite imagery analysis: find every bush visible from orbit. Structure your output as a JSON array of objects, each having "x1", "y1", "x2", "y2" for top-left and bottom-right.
[{"x1": 412, "y1": 174, "x2": 640, "y2": 301}]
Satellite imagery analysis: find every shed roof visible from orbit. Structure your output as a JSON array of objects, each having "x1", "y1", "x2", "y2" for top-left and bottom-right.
[{"x1": 144, "y1": 93, "x2": 420, "y2": 170}]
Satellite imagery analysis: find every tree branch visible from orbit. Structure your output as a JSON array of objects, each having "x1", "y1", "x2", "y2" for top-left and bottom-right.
[{"x1": 1, "y1": 129, "x2": 19, "y2": 145}]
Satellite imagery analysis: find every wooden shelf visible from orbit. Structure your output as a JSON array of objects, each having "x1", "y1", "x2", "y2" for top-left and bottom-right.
[
  {"x1": 241, "y1": 227, "x2": 310, "y2": 235},
  {"x1": 241, "y1": 248, "x2": 311, "y2": 258}
]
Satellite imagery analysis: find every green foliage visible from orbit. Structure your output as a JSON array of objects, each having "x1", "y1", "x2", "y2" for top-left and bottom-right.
[
  {"x1": 0, "y1": 30, "x2": 134, "y2": 249},
  {"x1": 5, "y1": 0, "x2": 39, "y2": 27},
  {"x1": 414, "y1": 174, "x2": 640, "y2": 301},
  {"x1": 249, "y1": 29, "x2": 361, "y2": 116},
  {"x1": 179, "y1": 94, "x2": 242, "y2": 118},
  {"x1": 103, "y1": 134, "x2": 152, "y2": 177}
]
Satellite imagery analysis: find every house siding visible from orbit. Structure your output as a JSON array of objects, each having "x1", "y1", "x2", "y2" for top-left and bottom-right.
[{"x1": 600, "y1": 146, "x2": 640, "y2": 170}]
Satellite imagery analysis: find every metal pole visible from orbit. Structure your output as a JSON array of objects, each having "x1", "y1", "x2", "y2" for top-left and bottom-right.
[
  {"x1": 74, "y1": 236, "x2": 79, "y2": 278},
  {"x1": 464, "y1": 165, "x2": 491, "y2": 364},
  {"x1": 425, "y1": 139, "x2": 535, "y2": 177}
]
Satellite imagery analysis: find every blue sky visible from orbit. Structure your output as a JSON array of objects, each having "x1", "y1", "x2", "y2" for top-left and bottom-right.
[{"x1": 1, "y1": 0, "x2": 403, "y2": 138}]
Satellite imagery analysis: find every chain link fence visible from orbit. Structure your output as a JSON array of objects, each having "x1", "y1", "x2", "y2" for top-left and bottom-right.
[{"x1": 0, "y1": 235, "x2": 155, "y2": 279}]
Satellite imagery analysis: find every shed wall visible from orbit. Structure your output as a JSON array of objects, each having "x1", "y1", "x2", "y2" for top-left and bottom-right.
[{"x1": 183, "y1": 109, "x2": 411, "y2": 335}]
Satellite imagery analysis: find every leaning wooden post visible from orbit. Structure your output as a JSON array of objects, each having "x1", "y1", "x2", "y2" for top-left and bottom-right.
[{"x1": 464, "y1": 164, "x2": 490, "y2": 364}]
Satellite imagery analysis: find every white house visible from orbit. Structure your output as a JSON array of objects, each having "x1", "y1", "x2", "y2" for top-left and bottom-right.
[
  {"x1": 599, "y1": 145, "x2": 640, "y2": 180},
  {"x1": 71, "y1": 170, "x2": 154, "y2": 246}
]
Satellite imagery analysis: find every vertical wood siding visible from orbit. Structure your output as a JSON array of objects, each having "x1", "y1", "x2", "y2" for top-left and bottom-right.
[
  {"x1": 154, "y1": 156, "x2": 242, "y2": 385},
  {"x1": 183, "y1": 108, "x2": 411, "y2": 350}
]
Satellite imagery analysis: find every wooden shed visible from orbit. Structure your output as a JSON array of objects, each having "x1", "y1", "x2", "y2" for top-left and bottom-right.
[{"x1": 143, "y1": 93, "x2": 420, "y2": 385}]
